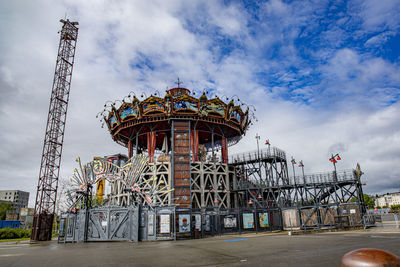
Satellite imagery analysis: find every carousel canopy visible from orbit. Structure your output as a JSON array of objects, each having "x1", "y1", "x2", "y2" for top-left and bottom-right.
[{"x1": 99, "y1": 87, "x2": 253, "y2": 149}]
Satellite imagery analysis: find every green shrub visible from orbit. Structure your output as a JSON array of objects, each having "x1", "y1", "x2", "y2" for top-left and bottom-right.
[
  {"x1": 391, "y1": 204, "x2": 400, "y2": 210},
  {"x1": 0, "y1": 228, "x2": 31, "y2": 239}
]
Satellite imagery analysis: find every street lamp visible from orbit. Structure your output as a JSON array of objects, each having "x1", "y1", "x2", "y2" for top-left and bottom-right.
[
  {"x1": 298, "y1": 160, "x2": 305, "y2": 184},
  {"x1": 329, "y1": 153, "x2": 341, "y2": 181},
  {"x1": 264, "y1": 139, "x2": 271, "y2": 156},
  {"x1": 255, "y1": 134, "x2": 262, "y2": 184},
  {"x1": 291, "y1": 157, "x2": 296, "y2": 185},
  {"x1": 255, "y1": 134, "x2": 260, "y2": 159}
]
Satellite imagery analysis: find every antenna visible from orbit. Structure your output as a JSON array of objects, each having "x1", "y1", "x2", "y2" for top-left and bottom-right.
[{"x1": 175, "y1": 77, "x2": 183, "y2": 88}]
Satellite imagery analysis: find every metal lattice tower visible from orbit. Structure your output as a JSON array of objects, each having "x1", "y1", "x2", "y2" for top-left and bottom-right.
[{"x1": 31, "y1": 19, "x2": 78, "y2": 241}]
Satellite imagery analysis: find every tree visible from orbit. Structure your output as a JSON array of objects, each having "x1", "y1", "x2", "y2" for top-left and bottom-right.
[
  {"x1": 363, "y1": 194, "x2": 375, "y2": 208},
  {"x1": 0, "y1": 203, "x2": 14, "y2": 220},
  {"x1": 350, "y1": 194, "x2": 374, "y2": 208}
]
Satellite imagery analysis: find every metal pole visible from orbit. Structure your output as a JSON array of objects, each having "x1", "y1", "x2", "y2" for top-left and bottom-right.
[
  {"x1": 211, "y1": 129, "x2": 214, "y2": 162},
  {"x1": 291, "y1": 157, "x2": 296, "y2": 185},
  {"x1": 292, "y1": 163, "x2": 296, "y2": 183},
  {"x1": 84, "y1": 184, "x2": 91, "y2": 242},
  {"x1": 331, "y1": 154, "x2": 337, "y2": 182},
  {"x1": 255, "y1": 134, "x2": 261, "y2": 184}
]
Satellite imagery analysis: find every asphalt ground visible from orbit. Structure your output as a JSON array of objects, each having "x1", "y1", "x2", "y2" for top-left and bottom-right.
[{"x1": 1, "y1": 230, "x2": 399, "y2": 267}]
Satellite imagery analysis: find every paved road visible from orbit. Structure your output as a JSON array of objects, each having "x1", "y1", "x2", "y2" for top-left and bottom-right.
[{"x1": 1, "y1": 230, "x2": 399, "y2": 266}]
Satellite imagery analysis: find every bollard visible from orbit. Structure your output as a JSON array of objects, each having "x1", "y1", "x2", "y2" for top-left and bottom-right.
[{"x1": 342, "y1": 248, "x2": 400, "y2": 267}]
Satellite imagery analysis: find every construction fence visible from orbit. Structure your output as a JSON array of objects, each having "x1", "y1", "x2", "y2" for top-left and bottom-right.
[
  {"x1": 363, "y1": 213, "x2": 400, "y2": 231},
  {"x1": 282, "y1": 203, "x2": 363, "y2": 230},
  {"x1": 59, "y1": 206, "x2": 283, "y2": 242},
  {"x1": 59, "y1": 204, "x2": 365, "y2": 243}
]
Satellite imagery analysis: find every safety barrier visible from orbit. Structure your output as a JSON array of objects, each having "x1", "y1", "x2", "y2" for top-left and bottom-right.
[{"x1": 363, "y1": 213, "x2": 399, "y2": 230}]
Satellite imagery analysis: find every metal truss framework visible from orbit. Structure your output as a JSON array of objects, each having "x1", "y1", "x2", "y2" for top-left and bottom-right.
[
  {"x1": 89, "y1": 146, "x2": 365, "y2": 231},
  {"x1": 109, "y1": 162, "x2": 172, "y2": 207},
  {"x1": 32, "y1": 19, "x2": 78, "y2": 241},
  {"x1": 108, "y1": 162, "x2": 235, "y2": 210},
  {"x1": 231, "y1": 148, "x2": 366, "y2": 229}
]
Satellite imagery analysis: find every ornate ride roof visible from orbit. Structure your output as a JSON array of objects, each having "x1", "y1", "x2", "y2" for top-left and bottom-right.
[{"x1": 100, "y1": 87, "x2": 252, "y2": 147}]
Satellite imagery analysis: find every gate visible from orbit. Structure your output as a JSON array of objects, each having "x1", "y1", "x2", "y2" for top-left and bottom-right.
[
  {"x1": 59, "y1": 207, "x2": 139, "y2": 242},
  {"x1": 87, "y1": 207, "x2": 139, "y2": 241},
  {"x1": 58, "y1": 213, "x2": 77, "y2": 243}
]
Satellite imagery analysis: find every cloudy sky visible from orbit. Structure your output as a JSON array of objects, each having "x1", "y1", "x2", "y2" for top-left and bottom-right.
[{"x1": 1, "y1": 0, "x2": 399, "y2": 207}]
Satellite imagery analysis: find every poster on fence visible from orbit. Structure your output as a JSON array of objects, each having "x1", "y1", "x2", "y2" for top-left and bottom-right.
[
  {"x1": 148, "y1": 214, "x2": 154, "y2": 236},
  {"x1": 160, "y1": 214, "x2": 170, "y2": 234},
  {"x1": 243, "y1": 213, "x2": 254, "y2": 229},
  {"x1": 224, "y1": 215, "x2": 237, "y2": 228},
  {"x1": 195, "y1": 214, "x2": 201, "y2": 230},
  {"x1": 259, "y1": 212, "x2": 269, "y2": 227},
  {"x1": 205, "y1": 215, "x2": 211, "y2": 231},
  {"x1": 179, "y1": 214, "x2": 191, "y2": 233}
]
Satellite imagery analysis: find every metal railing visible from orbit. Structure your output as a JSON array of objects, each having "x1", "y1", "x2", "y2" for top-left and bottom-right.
[
  {"x1": 239, "y1": 169, "x2": 357, "y2": 188},
  {"x1": 363, "y1": 213, "x2": 400, "y2": 230},
  {"x1": 288, "y1": 170, "x2": 356, "y2": 185},
  {"x1": 229, "y1": 147, "x2": 287, "y2": 164}
]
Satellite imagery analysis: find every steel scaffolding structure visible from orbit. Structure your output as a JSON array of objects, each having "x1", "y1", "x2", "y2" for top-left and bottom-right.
[
  {"x1": 31, "y1": 19, "x2": 78, "y2": 241},
  {"x1": 230, "y1": 148, "x2": 366, "y2": 229}
]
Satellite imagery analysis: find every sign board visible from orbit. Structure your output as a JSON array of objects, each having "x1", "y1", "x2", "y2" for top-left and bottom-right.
[
  {"x1": 179, "y1": 214, "x2": 190, "y2": 233},
  {"x1": 20, "y1": 208, "x2": 28, "y2": 216},
  {"x1": 259, "y1": 212, "x2": 269, "y2": 227},
  {"x1": 243, "y1": 213, "x2": 254, "y2": 229},
  {"x1": 160, "y1": 214, "x2": 170, "y2": 234},
  {"x1": 195, "y1": 214, "x2": 201, "y2": 230},
  {"x1": 224, "y1": 215, "x2": 237, "y2": 228},
  {"x1": 205, "y1": 215, "x2": 211, "y2": 231},
  {"x1": 148, "y1": 214, "x2": 154, "y2": 236}
]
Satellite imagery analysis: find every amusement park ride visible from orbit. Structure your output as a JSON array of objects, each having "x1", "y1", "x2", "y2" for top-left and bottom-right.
[
  {"x1": 58, "y1": 82, "x2": 365, "y2": 242},
  {"x1": 32, "y1": 19, "x2": 365, "y2": 242}
]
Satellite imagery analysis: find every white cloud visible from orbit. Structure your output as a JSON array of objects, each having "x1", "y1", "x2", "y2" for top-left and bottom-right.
[
  {"x1": 0, "y1": 0, "x2": 399, "y2": 208},
  {"x1": 350, "y1": 0, "x2": 400, "y2": 33}
]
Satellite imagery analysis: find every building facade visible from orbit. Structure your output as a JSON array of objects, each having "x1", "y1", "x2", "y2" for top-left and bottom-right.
[
  {"x1": 0, "y1": 190, "x2": 29, "y2": 212},
  {"x1": 375, "y1": 192, "x2": 400, "y2": 208}
]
